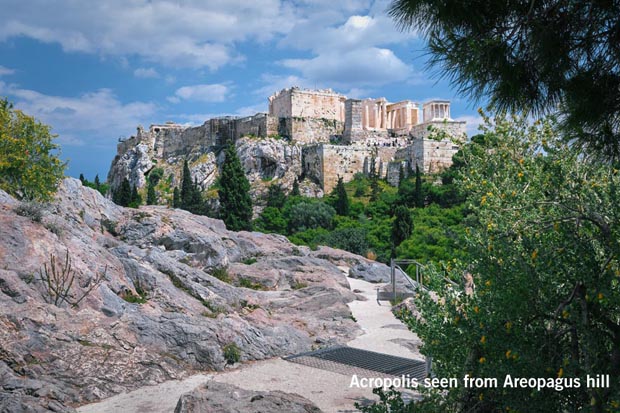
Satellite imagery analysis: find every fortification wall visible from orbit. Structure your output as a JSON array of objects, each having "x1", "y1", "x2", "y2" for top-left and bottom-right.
[
  {"x1": 234, "y1": 113, "x2": 278, "y2": 140},
  {"x1": 271, "y1": 88, "x2": 345, "y2": 121},
  {"x1": 408, "y1": 139, "x2": 461, "y2": 174},
  {"x1": 303, "y1": 144, "x2": 400, "y2": 193},
  {"x1": 280, "y1": 117, "x2": 344, "y2": 144},
  {"x1": 409, "y1": 120, "x2": 467, "y2": 141}
]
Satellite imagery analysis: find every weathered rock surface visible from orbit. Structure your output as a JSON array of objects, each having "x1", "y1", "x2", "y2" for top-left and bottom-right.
[
  {"x1": 107, "y1": 128, "x2": 322, "y2": 213},
  {"x1": 174, "y1": 381, "x2": 322, "y2": 413},
  {"x1": 0, "y1": 178, "x2": 360, "y2": 411}
]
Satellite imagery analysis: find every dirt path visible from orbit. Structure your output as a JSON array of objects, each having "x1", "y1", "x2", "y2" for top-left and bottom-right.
[{"x1": 77, "y1": 276, "x2": 422, "y2": 413}]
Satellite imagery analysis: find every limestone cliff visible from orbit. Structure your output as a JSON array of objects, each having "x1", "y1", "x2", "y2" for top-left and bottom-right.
[
  {"x1": 107, "y1": 125, "x2": 322, "y2": 211},
  {"x1": 0, "y1": 178, "x2": 392, "y2": 412}
]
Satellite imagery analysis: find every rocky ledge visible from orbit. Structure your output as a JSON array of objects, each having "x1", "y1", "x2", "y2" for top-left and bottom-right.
[
  {"x1": 0, "y1": 178, "x2": 390, "y2": 412},
  {"x1": 174, "y1": 381, "x2": 322, "y2": 413}
]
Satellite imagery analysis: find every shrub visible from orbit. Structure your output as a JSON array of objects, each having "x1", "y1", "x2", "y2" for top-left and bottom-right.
[
  {"x1": 14, "y1": 201, "x2": 45, "y2": 223},
  {"x1": 211, "y1": 267, "x2": 231, "y2": 283},
  {"x1": 0, "y1": 99, "x2": 66, "y2": 201},
  {"x1": 222, "y1": 343, "x2": 240, "y2": 364}
]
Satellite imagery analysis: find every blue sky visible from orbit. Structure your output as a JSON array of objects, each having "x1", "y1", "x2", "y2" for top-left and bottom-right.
[{"x1": 0, "y1": 0, "x2": 483, "y2": 180}]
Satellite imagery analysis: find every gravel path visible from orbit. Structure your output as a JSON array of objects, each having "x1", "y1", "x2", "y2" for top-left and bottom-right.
[{"x1": 77, "y1": 275, "x2": 422, "y2": 413}]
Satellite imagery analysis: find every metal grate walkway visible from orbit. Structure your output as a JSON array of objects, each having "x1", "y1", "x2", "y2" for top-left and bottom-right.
[{"x1": 284, "y1": 345, "x2": 427, "y2": 379}]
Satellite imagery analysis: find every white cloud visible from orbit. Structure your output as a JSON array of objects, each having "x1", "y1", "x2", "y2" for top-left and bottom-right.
[
  {"x1": 0, "y1": 65, "x2": 15, "y2": 76},
  {"x1": 171, "y1": 83, "x2": 230, "y2": 103},
  {"x1": 133, "y1": 67, "x2": 159, "y2": 78},
  {"x1": 281, "y1": 47, "x2": 412, "y2": 88},
  {"x1": 454, "y1": 115, "x2": 485, "y2": 136},
  {"x1": 0, "y1": 0, "x2": 298, "y2": 69},
  {"x1": 0, "y1": 82, "x2": 156, "y2": 145}
]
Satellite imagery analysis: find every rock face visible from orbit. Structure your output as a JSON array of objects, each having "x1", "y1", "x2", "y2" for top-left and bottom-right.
[
  {"x1": 107, "y1": 127, "x2": 322, "y2": 213},
  {"x1": 0, "y1": 178, "x2": 360, "y2": 411},
  {"x1": 174, "y1": 382, "x2": 322, "y2": 413}
]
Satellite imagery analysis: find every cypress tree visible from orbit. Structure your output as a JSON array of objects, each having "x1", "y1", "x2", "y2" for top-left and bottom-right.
[
  {"x1": 332, "y1": 176, "x2": 350, "y2": 216},
  {"x1": 291, "y1": 178, "x2": 300, "y2": 196},
  {"x1": 79, "y1": 173, "x2": 86, "y2": 184},
  {"x1": 146, "y1": 181, "x2": 157, "y2": 205},
  {"x1": 115, "y1": 178, "x2": 132, "y2": 207},
  {"x1": 130, "y1": 184, "x2": 142, "y2": 207},
  {"x1": 369, "y1": 156, "x2": 381, "y2": 201},
  {"x1": 414, "y1": 164, "x2": 424, "y2": 208},
  {"x1": 391, "y1": 205, "x2": 413, "y2": 256},
  {"x1": 190, "y1": 178, "x2": 203, "y2": 214},
  {"x1": 398, "y1": 163, "x2": 405, "y2": 187},
  {"x1": 172, "y1": 187, "x2": 181, "y2": 208},
  {"x1": 180, "y1": 160, "x2": 193, "y2": 211},
  {"x1": 266, "y1": 184, "x2": 287, "y2": 208},
  {"x1": 94, "y1": 174, "x2": 101, "y2": 189},
  {"x1": 219, "y1": 144, "x2": 252, "y2": 231}
]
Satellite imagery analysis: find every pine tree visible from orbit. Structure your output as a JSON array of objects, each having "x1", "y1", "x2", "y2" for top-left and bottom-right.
[
  {"x1": 219, "y1": 144, "x2": 252, "y2": 231},
  {"x1": 94, "y1": 174, "x2": 101, "y2": 189},
  {"x1": 79, "y1": 173, "x2": 86, "y2": 184},
  {"x1": 332, "y1": 176, "x2": 350, "y2": 216},
  {"x1": 414, "y1": 164, "x2": 424, "y2": 208},
  {"x1": 172, "y1": 187, "x2": 181, "y2": 208},
  {"x1": 291, "y1": 178, "x2": 300, "y2": 197}
]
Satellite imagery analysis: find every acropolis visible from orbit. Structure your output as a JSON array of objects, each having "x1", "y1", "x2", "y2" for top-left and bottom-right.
[{"x1": 114, "y1": 86, "x2": 466, "y2": 193}]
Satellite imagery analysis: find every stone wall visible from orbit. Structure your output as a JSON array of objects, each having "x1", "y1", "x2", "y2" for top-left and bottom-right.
[
  {"x1": 343, "y1": 99, "x2": 364, "y2": 143},
  {"x1": 303, "y1": 144, "x2": 400, "y2": 193},
  {"x1": 234, "y1": 113, "x2": 278, "y2": 140},
  {"x1": 409, "y1": 120, "x2": 467, "y2": 141},
  {"x1": 386, "y1": 160, "x2": 407, "y2": 187},
  {"x1": 396, "y1": 138, "x2": 461, "y2": 174},
  {"x1": 279, "y1": 117, "x2": 344, "y2": 144},
  {"x1": 269, "y1": 87, "x2": 345, "y2": 121}
]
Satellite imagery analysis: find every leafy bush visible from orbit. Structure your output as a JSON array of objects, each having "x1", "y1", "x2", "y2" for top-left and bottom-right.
[
  {"x1": 286, "y1": 201, "x2": 335, "y2": 232},
  {"x1": 222, "y1": 343, "x2": 240, "y2": 364},
  {"x1": 0, "y1": 99, "x2": 66, "y2": 201}
]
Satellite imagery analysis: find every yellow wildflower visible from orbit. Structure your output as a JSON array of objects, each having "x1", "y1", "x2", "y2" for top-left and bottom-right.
[
  {"x1": 479, "y1": 357, "x2": 486, "y2": 364},
  {"x1": 505, "y1": 350, "x2": 512, "y2": 359},
  {"x1": 480, "y1": 336, "x2": 486, "y2": 344},
  {"x1": 558, "y1": 368, "x2": 564, "y2": 378}
]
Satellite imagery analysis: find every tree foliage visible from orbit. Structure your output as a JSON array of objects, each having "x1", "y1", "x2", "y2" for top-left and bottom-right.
[
  {"x1": 0, "y1": 99, "x2": 66, "y2": 201},
  {"x1": 219, "y1": 144, "x2": 253, "y2": 231},
  {"x1": 331, "y1": 176, "x2": 350, "y2": 216},
  {"x1": 389, "y1": 0, "x2": 620, "y2": 158},
  {"x1": 398, "y1": 114, "x2": 620, "y2": 412}
]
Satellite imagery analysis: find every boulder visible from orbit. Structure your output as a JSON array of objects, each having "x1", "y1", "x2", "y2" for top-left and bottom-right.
[{"x1": 174, "y1": 382, "x2": 322, "y2": 413}]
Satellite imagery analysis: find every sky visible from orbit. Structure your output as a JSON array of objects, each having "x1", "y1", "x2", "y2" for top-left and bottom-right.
[{"x1": 0, "y1": 0, "x2": 483, "y2": 180}]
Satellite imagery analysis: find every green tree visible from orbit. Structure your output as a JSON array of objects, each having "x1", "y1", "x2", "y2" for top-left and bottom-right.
[
  {"x1": 79, "y1": 173, "x2": 86, "y2": 184},
  {"x1": 219, "y1": 144, "x2": 252, "y2": 231},
  {"x1": 146, "y1": 181, "x2": 157, "y2": 205},
  {"x1": 129, "y1": 184, "x2": 142, "y2": 208},
  {"x1": 265, "y1": 184, "x2": 287, "y2": 208},
  {"x1": 180, "y1": 160, "x2": 194, "y2": 211},
  {"x1": 391, "y1": 205, "x2": 413, "y2": 252},
  {"x1": 254, "y1": 206, "x2": 287, "y2": 233},
  {"x1": 114, "y1": 178, "x2": 132, "y2": 207},
  {"x1": 414, "y1": 164, "x2": 424, "y2": 208},
  {"x1": 291, "y1": 178, "x2": 300, "y2": 196},
  {"x1": 332, "y1": 176, "x2": 350, "y2": 216},
  {"x1": 94, "y1": 174, "x2": 101, "y2": 189},
  {"x1": 0, "y1": 99, "x2": 66, "y2": 201},
  {"x1": 172, "y1": 187, "x2": 181, "y2": 208},
  {"x1": 286, "y1": 201, "x2": 335, "y2": 233},
  {"x1": 369, "y1": 155, "x2": 381, "y2": 201},
  {"x1": 398, "y1": 114, "x2": 620, "y2": 412},
  {"x1": 389, "y1": 0, "x2": 620, "y2": 157}
]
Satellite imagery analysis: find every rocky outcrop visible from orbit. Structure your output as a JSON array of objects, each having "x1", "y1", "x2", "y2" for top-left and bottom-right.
[
  {"x1": 0, "y1": 178, "x2": 360, "y2": 411},
  {"x1": 174, "y1": 382, "x2": 322, "y2": 413},
  {"x1": 107, "y1": 127, "x2": 321, "y2": 212}
]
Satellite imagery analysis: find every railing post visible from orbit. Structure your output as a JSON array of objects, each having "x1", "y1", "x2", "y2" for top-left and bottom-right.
[{"x1": 391, "y1": 258, "x2": 396, "y2": 302}]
